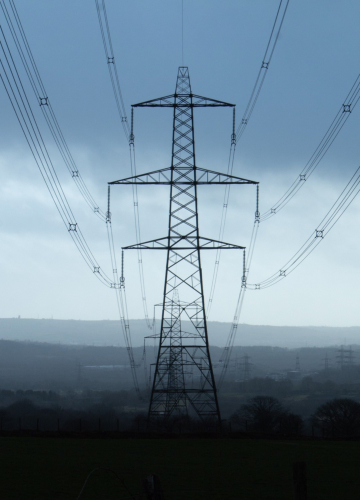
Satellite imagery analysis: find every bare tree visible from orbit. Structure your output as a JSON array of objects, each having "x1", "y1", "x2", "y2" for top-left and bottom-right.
[
  {"x1": 312, "y1": 398, "x2": 360, "y2": 438},
  {"x1": 231, "y1": 395, "x2": 302, "y2": 434}
]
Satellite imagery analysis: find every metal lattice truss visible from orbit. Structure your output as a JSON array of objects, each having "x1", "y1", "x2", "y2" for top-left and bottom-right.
[
  {"x1": 109, "y1": 166, "x2": 257, "y2": 186},
  {"x1": 110, "y1": 67, "x2": 258, "y2": 423},
  {"x1": 123, "y1": 236, "x2": 244, "y2": 251},
  {"x1": 131, "y1": 94, "x2": 234, "y2": 108}
]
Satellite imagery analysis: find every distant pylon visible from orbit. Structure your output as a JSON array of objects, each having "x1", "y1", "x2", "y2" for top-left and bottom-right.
[
  {"x1": 336, "y1": 345, "x2": 354, "y2": 369},
  {"x1": 237, "y1": 354, "x2": 252, "y2": 381},
  {"x1": 295, "y1": 353, "x2": 300, "y2": 372},
  {"x1": 76, "y1": 358, "x2": 82, "y2": 384},
  {"x1": 323, "y1": 352, "x2": 329, "y2": 371},
  {"x1": 110, "y1": 67, "x2": 258, "y2": 424}
]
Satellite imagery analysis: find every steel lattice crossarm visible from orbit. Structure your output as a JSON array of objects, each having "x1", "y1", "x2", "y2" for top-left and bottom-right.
[
  {"x1": 123, "y1": 236, "x2": 245, "y2": 251},
  {"x1": 109, "y1": 167, "x2": 258, "y2": 186},
  {"x1": 132, "y1": 94, "x2": 235, "y2": 108}
]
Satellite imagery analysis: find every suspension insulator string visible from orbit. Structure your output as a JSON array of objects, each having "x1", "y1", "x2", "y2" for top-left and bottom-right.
[
  {"x1": 129, "y1": 107, "x2": 134, "y2": 145},
  {"x1": 231, "y1": 107, "x2": 236, "y2": 146},
  {"x1": 255, "y1": 184, "x2": 260, "y2": 222},
  {"x1": 120, "y1": 249, "x2": 125, "y2": 288},
  {"x1": 106, "y1": 185, "x2": 111, "y2": 222},
  {"x1": 242, "y1": 249, "x2": 247, "y2": 288}
]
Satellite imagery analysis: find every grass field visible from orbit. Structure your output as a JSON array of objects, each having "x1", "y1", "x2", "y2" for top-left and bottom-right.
[{"x1": 0, "y1": 436, "x2": 359, "y2": 499}]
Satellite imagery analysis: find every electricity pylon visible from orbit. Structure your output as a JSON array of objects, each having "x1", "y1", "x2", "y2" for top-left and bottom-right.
[{"x1": 110, "y1": 67, "x2": 258, "y2": 424}]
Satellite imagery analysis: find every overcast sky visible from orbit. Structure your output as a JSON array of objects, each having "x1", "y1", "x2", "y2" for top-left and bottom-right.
[{"x1": 1, "y1": 0, "x2": 360, "y2": 332}]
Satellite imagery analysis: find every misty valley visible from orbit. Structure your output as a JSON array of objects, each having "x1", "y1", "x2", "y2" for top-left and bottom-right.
[{"x1": 1, "y1": 322, "x2": 360, "y2": 437}]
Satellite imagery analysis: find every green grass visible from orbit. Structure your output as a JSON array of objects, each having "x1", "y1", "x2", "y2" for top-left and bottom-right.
[{"x1": 0, "y1": 436, "x2": 359, "y2": 499}]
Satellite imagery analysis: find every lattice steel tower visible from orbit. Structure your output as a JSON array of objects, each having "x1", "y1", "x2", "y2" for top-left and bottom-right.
[{"x1": 110, "y1": 67, "x2": 257, "y2": 423}]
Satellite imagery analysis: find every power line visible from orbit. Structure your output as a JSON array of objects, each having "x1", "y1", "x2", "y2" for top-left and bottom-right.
[
  {"x1": 236, "y1": 0, "x2": 289, "y2": 140},
  {"x1": 106, "y1": 200, "x2": 141, "y2": 394},
  {"x1": 206, "y1": 1, "x2": 289, "y2": 318},
  {"x1": 206, "y1": 1, "x2": 290, "y2": 384},
  {"x1": 0, "y1": 26, "x2": 113, "y2": 287},
  {"x1": 215, "y1": 1, "x2": 360, "y2": 385},
  {"x1": 181, "y1": 0, "x2": 184, "y2": 66},
  {"x1": 95, "y1": 0, "x2": 130, "y2": 141},
  {"x1": 247, "y1": 165, "x2": 360, "y2": 290},
  {"x1": 129, "y1": 113, "x2": 152, "y2": 329},
  {"x1": 217, "y1": 247, "x2": 249, "y2": 388},
  {"x1": 0, "y1": 9, "x2": 142, "y2": 394},
  {"x1": 0, "y1": 0, "x2": 107, "y2": 221},
  {"x1": 95, "y1": 1, "x2": 152, "y2": 329},
  {"x1": 218, "y1": 162, "x2": 360, "y2": 384},
  {"x1": 206, "y1": 109, "x2": 237, "y2": 317},
  {"x1": 261, "y1": 73, "x2": 360, "y2": 221}
]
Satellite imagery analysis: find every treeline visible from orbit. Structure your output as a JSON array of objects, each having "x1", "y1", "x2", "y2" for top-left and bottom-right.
[
  {"x1": 0, "y1": 388, "x2": 145, "y2": 409},
  {"x1": 0, "y1": 399, "x2": 139, "y2": 432},
  {"x1": 1, "y1": 393, "x2": 360, "y2": 438},
  {"x1": 219, "y1": 372, "x2": 360, "y2": 420},
  {"x1": 230, "y1": 395, "x2": 360, "y2": 439},
  {"x1": 0, "y1": 388, "x2": 148, "y2": 432}
]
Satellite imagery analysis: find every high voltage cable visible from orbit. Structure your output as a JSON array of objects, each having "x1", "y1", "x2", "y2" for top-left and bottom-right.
[
  {"x1": 95, "y1": 0, "x2": 130, "y2": 141},
  {"x1": 261, "y1": 74, "x2": 360, "y2": 221},
  {"x1": 106, "y1": 198, "x2": 141, "y2": 394},
  {"x1": 247, "y1": 165, "x2": 360, "y2": 290},
  {"x1": 95, "y1": 1, "x2": 152, "y2": 329},
  {"x1": 217, "y1": 220, "x2": 259, "y2": 388},
  {"x1": 206, "y1": 111, "x2": 237, "y2": 317},
  {"x1": 0, "y1": 24, "x2": 113, "y2": 288},
  {"x1": 0, "y1": 0, "x2": 107, "y2": 221},
  {"x1": 0, "y1": 6, "x2": 142, "y2": 394},
  {"x1": 129, "y1": 139, "x2": 152, "y2": 329},
  {"x1": 214, "y1": 0, "x2": 359, "y2": 350},
  {"x1": 236, "y1": 0, "x2": 289, "y2": 139},
  {"x1": 207, "y1": 1, "x2": 289, "y2": 317},
  {"x1": 213, "y1": 0, "x2": 359, "y2": 386},
  {"x1": 218, "y1": 166, "x2": 360, "y2": 385}
]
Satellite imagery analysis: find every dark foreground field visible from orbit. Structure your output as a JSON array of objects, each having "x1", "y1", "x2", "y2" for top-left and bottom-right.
[{"x1": 0, "y1": 436, "x2": 359, "y2": 499}]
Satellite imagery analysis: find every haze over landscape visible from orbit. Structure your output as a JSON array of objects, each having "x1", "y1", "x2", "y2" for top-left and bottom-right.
[{"x1": 1, "y1": 318, "x2": 360, "y2": 348}]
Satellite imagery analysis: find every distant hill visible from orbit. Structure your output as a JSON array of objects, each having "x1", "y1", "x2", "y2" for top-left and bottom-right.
[
  {"x1": 0, "y1": 318, "x2": 359, "y2": 347},
  {"x1": 0, "y1": 338, "x2": 355, "y2": 392}
]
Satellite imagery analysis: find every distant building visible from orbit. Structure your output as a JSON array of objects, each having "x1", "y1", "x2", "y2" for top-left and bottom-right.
[
  {"x1": 287, "y1": 370, "x2": 302, "y2": 380},
  {"x1": 266, "y1": 372, "x2": 286, "y2": 382}
]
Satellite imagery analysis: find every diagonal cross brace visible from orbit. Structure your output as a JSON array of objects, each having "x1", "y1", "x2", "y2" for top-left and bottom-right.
[
  {"x1": 109, "y1": 167, "x2": 258, "y2": 185},
  {"x1": 132, "y1": 93, "x2": 235, "y2": 108},
  {"x1": 123, "y1": 236, "x2": 245, "y2": 251}
]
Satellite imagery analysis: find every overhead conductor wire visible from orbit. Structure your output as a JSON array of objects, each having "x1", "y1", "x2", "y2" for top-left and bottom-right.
[
  {"x1": 1, "y1": 0, "x2": 107, "y2": 221},
  {"x1": 218, "y1": 164, "x2": 360, "y2": 386},
  {"x1": 261, "y1": 73, "x2": 360, "y2": 221},
  {"x1": 247, "y1": 165, "x2": 360, "y2": 290},
  {"x1": 0, "y1": 1, "x2": 142, "y2": 394},
  {"x1": 95, "y1": 0, "x2": 152, "y2": 330},
  {"x1": 0, "y1": 22, "x2": 114, "y2": 288},
  {"x1": 216, "y1": 1, "x2": 360, "y2": 385},
  {"x1": 197, "y1": 0, "x2": 289, "y2": 384},
  {"x1": 217, "y1": 188, "x2": 260, "y2": 388},
  {"x1": 106, "y1": 187, "x2": 141, "y2": 395},
  {"x1": 207, "y1": 0, "x2": 289, "y2": 319}
]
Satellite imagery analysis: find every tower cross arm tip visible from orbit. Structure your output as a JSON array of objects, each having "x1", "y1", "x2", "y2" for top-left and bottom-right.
[
  {"x1": 133, "y1": 94, "x2": 176, "y2": 107},
  {"x1": 191, "y1": 94, "x2": 235, "y2": 107}
]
